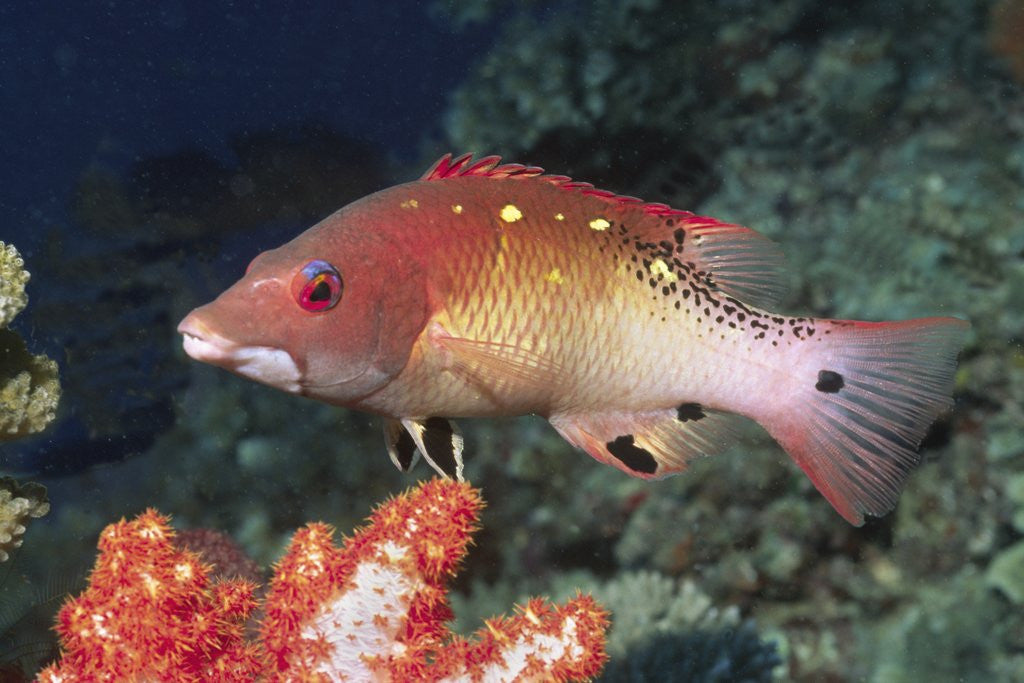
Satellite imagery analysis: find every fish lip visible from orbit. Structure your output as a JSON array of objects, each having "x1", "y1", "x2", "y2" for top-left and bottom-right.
[{"x1": 178, "y1": 313, "x2": 303, "y2": 393}]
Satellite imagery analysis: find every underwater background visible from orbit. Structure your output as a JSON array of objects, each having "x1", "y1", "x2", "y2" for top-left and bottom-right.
[{"x1": 2, "y1": 0, "x2": 1023, "y2": 679}]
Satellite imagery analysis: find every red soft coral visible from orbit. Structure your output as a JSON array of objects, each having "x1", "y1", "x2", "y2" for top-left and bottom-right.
[
  {"x1": 38, "y1": 480, "x2": 609, "y2": 682},
  {"x1": 37, "y1": 509, "x2": 263, "y2": 682}
]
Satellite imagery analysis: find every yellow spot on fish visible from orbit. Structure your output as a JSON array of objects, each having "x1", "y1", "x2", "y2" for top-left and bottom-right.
[
  {"x1": 400, "y1": 198, "x2": 419, "y2": 209},
  {"x1": 500, "y1": 204, "x2": 523, "y2": 223},
  {"x1": 649, "y1": 258, "x2": 678, "y2": 282},
  {"x1": 589, "y1": 217, "x2": 610, "y2": 231},
  {"x1": 554, "y1": 213, "x2": 565, "y2": 221},
  {"x1": 544, "y1": 268, "x2": 564, "y2": 285},
  {"x1": 452, "y1": 204, "x2": 463, "y2": 214},
  {"x1": 499, "y1": 234, "x2": 509, "y2": 251}
]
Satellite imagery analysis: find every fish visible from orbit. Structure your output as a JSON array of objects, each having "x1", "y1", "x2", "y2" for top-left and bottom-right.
[{"x1": 177, "y1": 153, "x2": 969, "y2": 525}]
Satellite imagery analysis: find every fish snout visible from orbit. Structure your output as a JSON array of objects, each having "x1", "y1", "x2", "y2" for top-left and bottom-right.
[{"x1": 177, "y1": 309, "x2": 304, "y2": 393}]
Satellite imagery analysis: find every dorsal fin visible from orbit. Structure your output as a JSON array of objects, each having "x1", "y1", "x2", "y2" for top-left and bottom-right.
[{"x1": 422, "y1": 153, "x2": 786, "y2": 308}]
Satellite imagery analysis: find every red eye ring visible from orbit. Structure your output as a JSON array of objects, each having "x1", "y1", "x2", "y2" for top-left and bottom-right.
[{"x1": 292, "y1": 260, "x2": 343, "y2": 312}]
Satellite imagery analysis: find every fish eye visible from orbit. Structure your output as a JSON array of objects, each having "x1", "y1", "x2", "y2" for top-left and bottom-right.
[{"x1": 292, "y1": 259, "x2": 343, "y2": 312}]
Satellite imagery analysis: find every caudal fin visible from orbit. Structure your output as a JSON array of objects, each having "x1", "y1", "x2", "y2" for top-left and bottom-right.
[{"x1": 762, "y1": 317, "x2": 969, "y2": 525}]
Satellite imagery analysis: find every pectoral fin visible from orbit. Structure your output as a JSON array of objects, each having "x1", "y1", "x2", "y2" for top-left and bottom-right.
[
  {"x1": 429, "y1": 323, "x2": 565, "y2": 407},
  {"x1": 550, "y1": 405, "x2": 744, "y2": 479},
  {"x1": 396, "y1": 417, "x2": 465, "y2": 481}
]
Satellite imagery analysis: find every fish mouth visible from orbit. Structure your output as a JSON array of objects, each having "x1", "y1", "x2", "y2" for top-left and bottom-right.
[{"x1": 177, "y1": 312, "x2": 303, "y2": 393}]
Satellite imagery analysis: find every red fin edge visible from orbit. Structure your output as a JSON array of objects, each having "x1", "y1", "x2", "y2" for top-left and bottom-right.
[{"x1": 421, "y1": 153, "x2": 694, "y2": 219}]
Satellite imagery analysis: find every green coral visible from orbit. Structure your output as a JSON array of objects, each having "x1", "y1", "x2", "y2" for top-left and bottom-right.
[
  {"x1": 0, "y1": 242, "x2": 29, "y2": 328},
  {"x1": 0, "y1": 242, "x2": 60, "y2": 441},
  {"x1": 0, "y1": 476, "x2": 49, "y2": 562}
]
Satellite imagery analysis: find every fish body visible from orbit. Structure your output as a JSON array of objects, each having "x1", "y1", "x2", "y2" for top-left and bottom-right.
[{"x1": 179, "y1": 154, "x2": 968, "y2": 525}]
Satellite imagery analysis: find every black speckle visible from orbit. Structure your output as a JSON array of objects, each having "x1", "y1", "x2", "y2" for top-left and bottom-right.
[
  {"x1": 662, "y1": 286, "x2": 671, "y2": 296},
  {"x1": 815, "y1": 370, "x2": 844, "y2": 393},
  {"x1": 676, "y1": 403, "x2": 706, "y2": 422},
  {"x1": 606, "y1": 435, "x2": 659, "y2": 474},
  {"x1": 674, "y1": 301, "x2": 681, "y2": 309},
  {"x1": 636, "y1": 270, "x2": 644, "y2": 281},
  {"x1": 715, "y1": 315, "x2": 724, "y2": 323},
  {"x1": 673, "y1": 227, "x2": 685, "y2": 244},
  {"x1": 666, "y1": 218, "x2": 675, "y2": 227},
  {"x1": 682, "y1": 289, "x2": 691, "y2": 299},
  {"x1": 659, "y1": 240, "x2": 674, "y2": 253}
]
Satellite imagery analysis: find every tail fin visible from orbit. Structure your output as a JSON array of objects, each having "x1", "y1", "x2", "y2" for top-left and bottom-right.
[{"x1": 762, "y1": 317, "x2": 969, "y2": 525}]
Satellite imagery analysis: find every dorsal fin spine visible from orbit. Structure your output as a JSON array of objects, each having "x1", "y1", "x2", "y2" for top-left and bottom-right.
[{"x1": 421, "y1": 153, "x2": 694, "y2": 219}]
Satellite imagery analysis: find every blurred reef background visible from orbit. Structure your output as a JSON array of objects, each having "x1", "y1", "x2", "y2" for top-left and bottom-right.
[{"x1": 1, "y1": 0, "x2": 1023, "y2": 679}]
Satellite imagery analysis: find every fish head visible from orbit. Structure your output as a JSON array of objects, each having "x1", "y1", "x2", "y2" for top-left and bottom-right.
[{"x1": 178, "y1": 203, "x2": 430, "y2": 406}]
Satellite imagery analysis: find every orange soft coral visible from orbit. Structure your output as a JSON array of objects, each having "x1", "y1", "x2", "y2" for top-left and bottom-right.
[
  {"x1": 39, "y1": 479, "x2": 609, "y2": 682},
  {"x1": 37, "y1": 509, "x2": 263, "y2": 682}
]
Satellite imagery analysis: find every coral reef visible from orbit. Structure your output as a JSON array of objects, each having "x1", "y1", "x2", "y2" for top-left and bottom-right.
[
  {"x1": 0, "y1": 477, "x2": 49, "y2": 563},
  {"x1": 599, "y1": 626, "x2": 781, "y2": 683},
  {"x1": 39, "y1": 478, "x2": 609, "y2": 682},
  {"x1": 0, "y1": 242, "x2": 29, "y2": 328},
  {"x1": 433, "y1": 0, "x2": 1024, "y2": 679},
  {"x1": 0, "y1": 242, "x2": 60, "y2": 442}
]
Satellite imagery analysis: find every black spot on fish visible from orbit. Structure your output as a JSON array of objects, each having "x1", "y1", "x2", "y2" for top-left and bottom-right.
[
  {"x1": 676, "y1": 402, "x2": 706, "y2": 422},
  {"x1": 636, "y1": 270, "x2": 644, "y2": 281},
  {"x1": 606, "y1": 435, "x2": 658, "y2": 474},
  {"x1": 674, "y1": 301, "x2": 681, "y2": 309},
  {"x1": 815, "y1": 370, "x2": 844, "y2": 393},
  {"x1": 659, "y1": 240, "x2": 674, "y2": 253},
  {"x1": 394, "y1": 428, "x2": 417, "y2": 471},
  {"x1": 793, "y1": 326, "x2": 803, "y2": 337},
  {"x1": 666, "y1": 218, "x2": 675, "y2": 227},
  {"x1": 723, "y1": 305, "x2": 735, "y2": 315},
  {"x1": 683, "y1": 289, "x2": 691, "y2": 299},
  {"x1": 662, "y1": 286, "x2": 670, "y2": 296},
  {"x1": 421, "y1": 417, "x2": 459, "y2": 478},
  {"x1": 674, "y1": 227, "x2": 685, "y2": 244},
  {"x1": 715, "y1": 315, "x2": 724, "y2": 323}
]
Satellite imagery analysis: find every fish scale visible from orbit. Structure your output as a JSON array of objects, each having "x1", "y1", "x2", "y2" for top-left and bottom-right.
[{"x1": 179, "y1": 153, "x2": 968, "y2": 525}]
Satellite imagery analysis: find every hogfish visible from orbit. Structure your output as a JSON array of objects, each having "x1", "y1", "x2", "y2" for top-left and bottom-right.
[{"x1": 178, "y1": 154, "x2": 969, "y2": 524}]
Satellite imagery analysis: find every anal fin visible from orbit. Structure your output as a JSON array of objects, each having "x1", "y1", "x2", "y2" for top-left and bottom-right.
[{"x1": 550, "y1": 404, "x2": 743, "y2": 479}]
